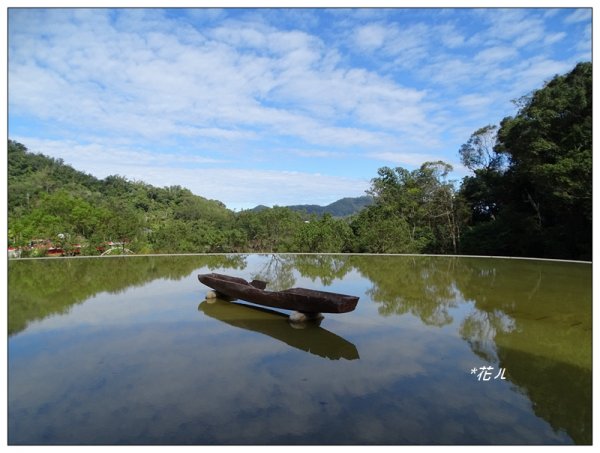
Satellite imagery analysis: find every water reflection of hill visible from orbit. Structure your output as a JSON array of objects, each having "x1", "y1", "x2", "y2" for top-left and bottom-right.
[{"x1": 8, "y1": 255, "x2": 246, "y2": 335}]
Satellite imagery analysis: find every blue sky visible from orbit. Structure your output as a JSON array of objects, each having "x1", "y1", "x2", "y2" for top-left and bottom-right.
[{"x1": 7, "y1": 7, "x2": 592, "y2": 210}]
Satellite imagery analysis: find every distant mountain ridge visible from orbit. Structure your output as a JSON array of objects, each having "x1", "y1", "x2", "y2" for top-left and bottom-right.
[{"x1": 252, "y1": 196, "x2": 373, "y2": 217}]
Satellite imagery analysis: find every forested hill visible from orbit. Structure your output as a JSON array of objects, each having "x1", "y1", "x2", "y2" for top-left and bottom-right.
[
  {"x1": 7, "y1": 62, "x2": 592, "y2": 260},
  {"x1": 7, "y1": 140, "x2": 372, "y2": 255},
  {"x1": 8, "y1": 140, "x2": 235, "y2": 254},
  {"x1": 252, "y1": 196, "x2": 373, "y2": 217}
]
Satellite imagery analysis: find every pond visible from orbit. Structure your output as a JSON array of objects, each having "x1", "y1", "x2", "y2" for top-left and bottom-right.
[{"x1": 7, "y1": 254, "x2": 592, "y2": 445}]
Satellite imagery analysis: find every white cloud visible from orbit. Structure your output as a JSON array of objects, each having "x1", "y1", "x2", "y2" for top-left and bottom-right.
[
  {"x1": 563, "y1": 9, "x2": 591, "y2": 24},
  {"x1": 424, "y1": 57, "x2": 475, "y2": 86},
  {"x1": 544, "y1": 32, "x2": 566, "y2": 46},
  {"x1": 474, "y1": 46, "x2": 518, "y2": 64},
  {"x1": 456, "y1": 94, "x2": 494, "y2": 111},
  {"x1": 437, "y1": 23, "x2": 466, "y2": 49},
  {"x1": 9, "y1": 10, "x2": 439, "y2": 153},
  {"x1": 175, "y1": 168, "x2": 370, "y2": 209},
  {"x1": 125, "y1": 165, "x2": 371, "y2": 210},
  {"x1": 483, "y1": 9, "x2": 543, "y2": 44},
  {"x1": 574, "y1": 23, "x2": 592, "y2": 57},
  {"x1": 354, "y1": 23, "x2": 386, "y2": 51},
  {"x1": 7, "y1": 8, "x2": 591, "y2": 208},
  {"x1": 12, "y1": 136, "x2": 369, "y2": 210},
  {"x1": 352, "y1": 21, "x2": 430, "y2": 70},
  {"x1": 12, "y1": 137, "x2": 229, "y2": 172},
  {"x1": 292, "y1": 149, "x2": 349, "y2": 159},
  {"x1": 511, "y1": 57, "x2": 574, "y2": 93},
  {"x1": 370, "y1": 151, "x2": 450, "y2": 168}
]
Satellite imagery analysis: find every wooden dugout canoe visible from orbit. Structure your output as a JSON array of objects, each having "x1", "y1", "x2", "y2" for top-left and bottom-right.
[{"x1": 197, "y1": 272, "x2": 359, "y2": 314}]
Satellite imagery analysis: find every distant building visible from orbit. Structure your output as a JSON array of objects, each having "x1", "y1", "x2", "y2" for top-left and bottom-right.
[{"x1": 8, "y1": 247, "x2": 21, "y2": 258}]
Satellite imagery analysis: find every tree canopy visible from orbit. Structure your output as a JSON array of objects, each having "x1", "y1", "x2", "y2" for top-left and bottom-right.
[{"x1": 459, "y1": 62, "x2": 592, "y2": 260}]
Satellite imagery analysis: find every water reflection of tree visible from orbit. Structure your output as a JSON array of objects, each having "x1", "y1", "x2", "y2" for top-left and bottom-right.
[
  {"x1": 293, "y1": 254, "x2": 353, "y2": 286},
  {"x1": 252, "y1": 254, "x2": 354, "y2": 290},
  {"x1": 453, "y1": 259, "x2": 592, "y2": 444},
  {"x1": 8, "y1": 254, "x2": 247, "y2": 335},
  {"x1": 459, "y1": 309, "x2": 515, "y2": 362},
  {"x1": 252, "y1": 255, "x2": 296, "y2": 291},
  {"x1": 348, "y1": 255, "x2": 591, "y2": 444},
  {"x1": 455, "y1": 259, "x2": 591, "y2": 370},
  {"x1": 350, "y1": 255, "x2": 464, "y2": 327}
]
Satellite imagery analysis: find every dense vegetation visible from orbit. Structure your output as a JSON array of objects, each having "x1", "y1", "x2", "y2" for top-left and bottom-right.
[
  {"x1": 7, "y1": 62, "x2": 591, "y2": 260},
  {"x1": 459, "y1": 62, "x2": 592, "y2": 260}
]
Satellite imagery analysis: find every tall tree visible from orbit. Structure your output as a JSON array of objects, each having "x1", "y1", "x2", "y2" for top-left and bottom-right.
[
  {"x1": 459, "y1": 62, "x2": 592, "y2": 260},
  {"x1": 356, "y1": 161, "x2": 464, "y2": 254},
  {"x1": 459, "y1": 126, "x2": 507, "y2": 224},
  {"x1": 459, "y1": 125, "x2": 505, "y2": 172},
  {"x1": 293, "y1": 213, "x2": 353, "y2": 253}
]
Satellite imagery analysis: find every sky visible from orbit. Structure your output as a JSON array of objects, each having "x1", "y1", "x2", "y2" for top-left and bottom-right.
[{"x1": 6, "y1": 5, "x2": 593, "y2": 210}]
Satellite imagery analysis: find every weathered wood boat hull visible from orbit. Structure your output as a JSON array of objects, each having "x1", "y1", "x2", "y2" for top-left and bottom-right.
[{"x1": 198, "y1": 273, "x2": 359, "y2": 314}]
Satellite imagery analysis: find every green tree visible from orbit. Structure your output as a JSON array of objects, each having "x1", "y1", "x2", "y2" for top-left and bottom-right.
[
  {"x1": 293, "y1": 213, "x2": 353, "y2": 253},
  {"x1": 236, "y1": 207, "x2": 303, "y2": 252},
  {"x1": 459, "y1": 62, "x2": 592, "y2": 260},
  {"x1": 498, "y1": 62, "x2": 591, "y2": 254},
  {"x1": 103, "y1": 200, "x2": 144, "y2": 251},
  {"x1": 459, "y1": 125, "x2": 505, "y2": 172},
  {"x1": 351, "y1": 204, "x2": 419, "y2": 253},
  {"x1": 357, "y1": 161, "x2": 464, "y2": 254}
]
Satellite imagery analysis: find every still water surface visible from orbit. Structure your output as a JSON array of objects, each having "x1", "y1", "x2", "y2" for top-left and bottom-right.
[{"x1": 8, "y1": 254, "x2": 592, "y2": 445}]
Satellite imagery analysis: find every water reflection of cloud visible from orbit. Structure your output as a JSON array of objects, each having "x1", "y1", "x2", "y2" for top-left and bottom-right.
[
  {"x1": 9, "y1": 255, "x2": 588, "y2": 445},
  {"x1": 9, "y1": 317, "x2": 420, "y2": 441},
  {"x1": 10, "y1": 310, "x2": 568, "y2": 444},
  {"x1": 458, "y1": 301, "x2": 517, "y2": 362},
  {"x1": 17, "y1": 275, "x2": 210, "y2": 335}
]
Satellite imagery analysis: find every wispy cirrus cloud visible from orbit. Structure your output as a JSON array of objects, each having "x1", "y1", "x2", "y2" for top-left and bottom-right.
[
  {"x1": 13, "y1": 136, "x2": 370, "y2": 209},
  {"x1": 563, "y1": 8, "x2": 591, "y2": 24},
  {"x1": 11, "y1": 137, "x2": 230, "y2": 171},
  {"x1": 8, "y1": 8, "x2": 592, "y2": 208},
  {"x1": 9, "y1": 10, "x2": 434, "y2": 149}
]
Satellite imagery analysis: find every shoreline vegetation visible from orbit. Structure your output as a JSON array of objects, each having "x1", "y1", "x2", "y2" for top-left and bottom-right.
[
  {"x1": 8, "y1": 252, "x2": 592, "y2": 265},
  {"x1": 8, "y1": 62, "x2": 592, "y2": 262}
]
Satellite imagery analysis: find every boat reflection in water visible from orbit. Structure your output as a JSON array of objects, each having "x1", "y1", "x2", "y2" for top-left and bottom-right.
[{"x1": 198, "y1": 298, "x2": 359, "y2": 361}]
